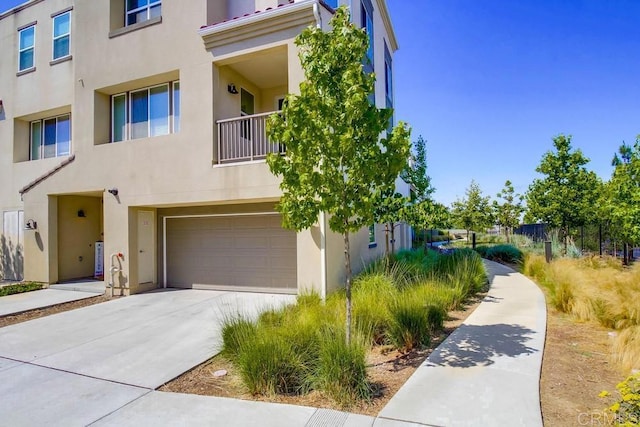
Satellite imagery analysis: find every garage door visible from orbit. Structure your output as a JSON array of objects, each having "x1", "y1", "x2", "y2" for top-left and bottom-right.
[{"x1": 165, "y1": 214, "x2": 297, "y2": 292}]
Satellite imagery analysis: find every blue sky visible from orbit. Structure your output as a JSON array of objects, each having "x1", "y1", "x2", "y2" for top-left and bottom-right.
[
  {"x1": 387, "y1": 0, "x2": 640, "y2": 205},
  {"x1": 2, "y1": 0, "x2": 639, "y2": 206}
]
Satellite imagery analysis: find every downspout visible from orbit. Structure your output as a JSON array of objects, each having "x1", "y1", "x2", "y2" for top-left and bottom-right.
[
  {"x1": 320, "y1": 212, "x2": 327, "y2": 300},
  {"x1": 313, "y1": 1, "x2": 322, "y2": 28}
]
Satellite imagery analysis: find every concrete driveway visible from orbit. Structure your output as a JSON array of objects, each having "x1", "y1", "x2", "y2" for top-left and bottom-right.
[{"x1": 0, "y1": 289, "x2": 295, "y2": 426}]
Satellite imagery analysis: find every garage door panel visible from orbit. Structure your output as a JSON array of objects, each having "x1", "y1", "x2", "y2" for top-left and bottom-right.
[{"x1": 166, "y1": 214, "x2": 297, "y2": 290}]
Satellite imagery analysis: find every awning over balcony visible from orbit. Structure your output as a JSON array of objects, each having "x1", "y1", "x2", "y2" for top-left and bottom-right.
[{"x1": 198, "y1": 0, "x2": 326, "y2": 58}]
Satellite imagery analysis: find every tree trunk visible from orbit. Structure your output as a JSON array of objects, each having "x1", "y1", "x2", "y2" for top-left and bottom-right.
[
  {"x1": 505, "y1": 227, "x2": 510, "y2": 243},
  {"x1": 343, "y1": 230, "x2": 352, "y2": 345},
  {"x1": 563, "y1": 225, "x2": 568, "y2": 255}
]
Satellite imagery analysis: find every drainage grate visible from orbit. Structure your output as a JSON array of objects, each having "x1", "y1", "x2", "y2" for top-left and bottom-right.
[{"x1": 305, "y1": 409, "x2": 350, "y2": 427}]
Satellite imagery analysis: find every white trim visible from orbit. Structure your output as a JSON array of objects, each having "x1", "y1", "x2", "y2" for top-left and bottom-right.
[
  {"x1": 162, "y1": 211, "x2": 281, "y2": 287},
  {"x1": 198, "y1": 0, "x2": 318, "y2": 37},
  {"x1": 126, "y1": 0, "x2": 161, "y2": 27},
  {"x1": 18, "y1": 24, "x2": 35, "y2": 72},
  {"x1": 212, "y1": 159, "x2": 267, "y2": 168},
  {"x1": 52, "y1": 10, "x2": 70, "y2": 61}
]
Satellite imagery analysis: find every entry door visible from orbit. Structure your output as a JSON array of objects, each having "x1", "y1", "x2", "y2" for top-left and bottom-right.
[
  {"x1": 137, "y1": 211, "x2": 154, "y2": 284},
  {"x1": 240, "y1": 88, "x2": 254, "y2": 142}
]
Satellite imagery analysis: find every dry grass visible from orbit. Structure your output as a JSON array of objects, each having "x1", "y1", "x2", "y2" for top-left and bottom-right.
[{"x1": 524, "y1": 254, "x2": 640, "y2": 372}]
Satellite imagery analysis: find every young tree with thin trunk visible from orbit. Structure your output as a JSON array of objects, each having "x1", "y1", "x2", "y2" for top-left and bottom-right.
[
  {"x1": 493, "y1": 180, "x2": 524, "y2": 243},
  {"x1": 267, "y1": 7, "x2": 411, "y2": 345},
  {"x1": 526, "y1": 135, "x2": 601, "y2": 254},
  {"x1": 451, "y1": 180, "x2": 493, "y2": 242}
]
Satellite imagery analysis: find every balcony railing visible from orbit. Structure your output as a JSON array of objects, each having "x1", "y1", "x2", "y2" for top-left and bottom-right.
[{"x1": 216, "y1": 111, "x2": 285, "y2": 164}]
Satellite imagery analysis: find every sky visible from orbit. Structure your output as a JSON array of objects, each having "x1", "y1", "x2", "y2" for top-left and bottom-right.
[
  {"x1": 386, "y1": 0, "x2": 640, "y2": 206},
  {"x1": 2, "y1": 0, "x2": 639, "y2": 206}
]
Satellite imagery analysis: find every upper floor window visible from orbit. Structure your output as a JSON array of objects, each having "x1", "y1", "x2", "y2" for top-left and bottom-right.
[
  {"x1": 361, "y1": 0, "x2": 374, "y2": 70},
  {"x1": 30, "y1": 114, "x2": 71, "y2": 160},
  {"x1": 126, "y1": 0, "x2": 161, "y2": 26},
  {"x1": 18, "y1": 25, "x2": 35, "y2": 72},
  {"x1": 384, "y1": 42, "x2": 393, "y2": 130},
  {"x1": 112, "y1": 81, "x2": 180, "y2": 142},
  {"x1": 52, "y1": 11, "x2": 71, "y2": 60}
]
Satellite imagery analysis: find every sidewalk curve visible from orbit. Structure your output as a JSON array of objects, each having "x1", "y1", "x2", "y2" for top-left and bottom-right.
[{"x1": 376, "y1": 260, "x2": 546, "y2": 427}]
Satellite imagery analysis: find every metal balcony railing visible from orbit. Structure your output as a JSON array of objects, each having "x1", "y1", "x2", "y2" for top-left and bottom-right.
[{"x1": 216, "y1": 111, "x2": 285, "y2": 164}]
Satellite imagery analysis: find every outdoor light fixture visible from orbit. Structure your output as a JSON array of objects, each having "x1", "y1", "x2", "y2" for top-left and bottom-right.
[
  {"x1": 0, "y1": 99, "x2": 4, "y2": 114},
  {"x1": 77, "y1": 209, "x2": 86, "y2": 218},
  {"x1": 25, "y1": 219, "x2": 37, "y2": 230},
  {"x1": 227, "y1": 84, "x2": 238, "y2": 94},
  {"x1": 108, "y1": 188, "x2": 118, "y2": 196}
]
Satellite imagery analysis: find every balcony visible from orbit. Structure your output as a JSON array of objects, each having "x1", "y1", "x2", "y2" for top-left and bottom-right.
[{"x1": 216, "y1": 112, "x2": 285, "y2": 164}]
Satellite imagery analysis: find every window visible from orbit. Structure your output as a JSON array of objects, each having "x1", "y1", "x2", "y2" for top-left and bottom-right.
[
  {"x1": 384, "y1": 42, "x2": 393, "y2": 130},
  {"x1": 111, "y1": 81, "x2": 179, "y2": 142},
  {"x1": 126, "y1": 0, "x2": 161, "y2": 26},
  {"x1": 368, "y1": 224, "x2": 377, "y2": 247},
  {"x1": 30, "y1": 114, "x2": 71, "y2": 160},
  {"x1": 18, "y1": 25, "x2": 35, "y2": 72},
  {"x1": 52, "y1": 12, "x2": 71, "y2": 60},
  {"x1": 361, "y1": 0, "x2": 374, "y2": 70}
]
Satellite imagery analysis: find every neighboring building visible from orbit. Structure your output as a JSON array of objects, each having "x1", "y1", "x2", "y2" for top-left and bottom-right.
[{"x1": 0, "y1": 0, "x2": 408, "y2": 296}]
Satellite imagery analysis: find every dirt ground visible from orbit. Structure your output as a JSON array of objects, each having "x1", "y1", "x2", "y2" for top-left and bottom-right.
[
  {"x1": 0, "y1": 294, "x2": 112, "y2": 328},
  {"x1": 540, "y1": 305, "x2": 623, "y2": 427},
  {"x1": 159, "y1": 294, "x2": 486, "y2": 416}
]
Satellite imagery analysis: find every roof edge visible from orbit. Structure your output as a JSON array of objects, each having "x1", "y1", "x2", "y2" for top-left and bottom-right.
[{"x1": 0, "y1": 0, "x2": 45, "y2": 21}]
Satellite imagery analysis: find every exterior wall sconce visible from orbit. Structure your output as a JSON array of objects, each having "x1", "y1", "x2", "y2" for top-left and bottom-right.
[
  {"x1": 25, "y1": 219, "x2": 37, "y2": 230},
  {"x1": 0, "y1": 99, "x2": 4, "y2": 113},
  {"x1": 227, "y1": 84, "x2": 238, "y2": 94},
  {"x1": 77, "y1": 209, "x2": 86, "y2": 218},
  {"x1": 108, "y1": 188, "x2": 118, "y2": 196}
]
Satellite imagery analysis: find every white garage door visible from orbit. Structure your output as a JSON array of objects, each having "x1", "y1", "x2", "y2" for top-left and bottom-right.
[{"x1": 165, "y1": 214, "x2": 297, "y2": 292}]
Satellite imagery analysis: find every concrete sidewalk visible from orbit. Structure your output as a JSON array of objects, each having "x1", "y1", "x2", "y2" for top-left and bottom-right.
[
  {"x1": 376, "y1": 260, "x2": 546, "y2": 426},
  {"x1": 0, "y1": 288, "x2": 102, "y2": 317}
]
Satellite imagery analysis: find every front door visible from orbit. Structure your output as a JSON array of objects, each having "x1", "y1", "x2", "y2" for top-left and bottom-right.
[
  {"x1": 137, "y1": 210, "x2": 154, "y2": 284},
  {"x1": 240, "y1": 88, "x2": 255, "y2": 142}
]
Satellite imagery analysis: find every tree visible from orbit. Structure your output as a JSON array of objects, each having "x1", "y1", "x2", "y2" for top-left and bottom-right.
[
  {"x1": 526, "y1": 135, "x2": 601, "y2": 253},
  {"x1": 451, "y1": 180, "x2": 493, "y2": 241},
  {"x1": 607, "y1": 137, "x2": 640, "y2": 248},
  {"x1": 266, "y1": 7, "x2": 411, "y2": 344},
  {"x1": 372, "y1": 189, "x2": 407, "y2": 256},
  {"x1": 399, "y1": 135, "x2": 436, "y2": 249},
  {"x1": 493, "y1": 180, "x2": 524, "y2": 243}
]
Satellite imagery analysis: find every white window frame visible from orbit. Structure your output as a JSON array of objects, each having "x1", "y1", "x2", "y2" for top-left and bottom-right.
[
  {"x1": 52, "y1": 11, "x2": 71, "y2": 60},
  {"x1": 18, "y1": 25, "x2": 36, "y2": 72},
  {"x1": 126, "y1": 0, "x2": 162, "y2": 26},
  {"x1": 111, "y1": 80, "x2": 179, "y2": 142},
  {"x1": 30, "y1": 114, "x2": 71, "y2": 160}
]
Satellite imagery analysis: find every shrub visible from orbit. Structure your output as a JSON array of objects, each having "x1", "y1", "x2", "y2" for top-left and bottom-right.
[
  {"x1": 432, "y1": 249, "x2": 487, "y2": 296},
  {"x1": 237, "y1": 331, "x2": 308, "y2": 395},
  {"x1": 485, "y1": 245, "x2": 524, "y2": 264},
  {"x1": 353, "y1": 273, "x2": 395, "y2": 344},
  {"x1": 388, "y1": 293, "x2": 431, "y2": 351},
  {"x1": 0, "y1": 282, "x2": 43, "y2": 297},
  {"x1": 613, "y1": 326, "x2": 640, "y2": 372},
  {"x1": 221, "y1": 316, "x2": 257, "y2": 359},
  {"x1": 314, "y1": 327, "x2": 371, "y2": 406}
]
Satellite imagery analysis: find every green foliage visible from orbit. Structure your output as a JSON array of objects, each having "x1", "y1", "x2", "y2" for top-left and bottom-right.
[
  {"x1": 476, "y1": 244, "x2": 524, "y2": 264},
  {"x1": 401, "y1": 135, "x2": 434, "y2": 203},
  {"x1": 525, "y1": 135, "x2": 602, "y2": 250},
  {"x1": 315, "y1": 328, "x2": 371, "y2": 406},
  {"x1": 607, "y1": 137, "x2": 640, "y2": 245},
  {"x1": 221, "y1": 316, "x2": 257, "y2": 359},
  {"x1": 388, "y1": 293, "x2": 431, "y2": 351},
  {"x1": 451, "y1": 180, "x2": 494, "y2": 234},
  {"x1": 266, "y1": 6, "x2": 411, "y2": 345},
  {"x1": 237, "y1": 331, "x2": 308, "y2": 395},
  {"x1": 0, "y1": 282, "x2": 43, "y2": 297},
  {"x1": 221, "y1": 249, "x2": 487, "y2": 405},
  {"x1": 493, "y1": 180, "x2": 524, "y2": 242}
]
